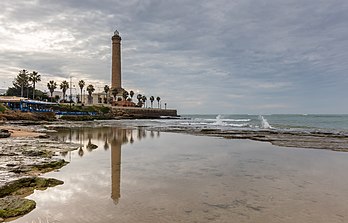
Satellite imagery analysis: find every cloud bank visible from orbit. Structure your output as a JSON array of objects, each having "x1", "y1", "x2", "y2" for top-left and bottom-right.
[{"x1": 1, "y1": 0, "x2": 348, "y2": 114}]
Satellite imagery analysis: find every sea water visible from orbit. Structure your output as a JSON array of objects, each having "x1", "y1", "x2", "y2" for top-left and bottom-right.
[{"x1": 104, "y1": 114, "x2": 348, "y2": 134}]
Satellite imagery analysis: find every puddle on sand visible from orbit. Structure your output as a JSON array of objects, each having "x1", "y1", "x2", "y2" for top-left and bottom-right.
[{"x1": 11, "y1": 126, "x2": 348, "y2": 223}]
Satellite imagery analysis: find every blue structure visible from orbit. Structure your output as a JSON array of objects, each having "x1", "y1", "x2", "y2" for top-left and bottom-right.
[
  {"x1": 20, "y1": 100, "x2": 57, "y2": 112},
  {"x1": 0, "y1": 97, "x2": 97, "y2": 116}
]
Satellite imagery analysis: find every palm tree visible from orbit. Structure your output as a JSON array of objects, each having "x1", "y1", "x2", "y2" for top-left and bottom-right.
[
  {"x1": 87, "y1": 84, "x2": 95, "y2": 104},
  {"x1": 104, "y1": 85, "x2": 110, "y2": 103},
  {"x1": 149, "y1": 96, "x2": 155, "y2": 108},
  {"x1": 111, "y1": 88, "x2": 119, "y2": 100},
  {"x1": 129, "y1": 90, "x2": 134, "y2": 101},
  {"x1": 78, "y1": 80, "x2": 85, "y2": 103},
  {"x1": 47, "y1": 81, "x2": 57, "y2": 102},
  {"x1": 156, "y1": 96, "x2": 161, "y2": 108},
  {"x1": 136, "y1": 94, "x2": 142, "y2": 107},
  {"x1": 142, "y1": 95, "x2": 147, "y2": 108},
  {"x1": 60, "y1": 80, "x2": 69, "y2": 101},
  {"x1": 122, "y1": 90, "x2": 129, "y2": 100},
  {"x1": 29, "y1": 71, "x2": 41, "y2": 99}
]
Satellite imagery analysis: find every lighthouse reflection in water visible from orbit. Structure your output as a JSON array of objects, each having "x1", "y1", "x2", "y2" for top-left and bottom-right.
[{"x1": 53, "y1": 126, "x2": 159, "y2": 204}]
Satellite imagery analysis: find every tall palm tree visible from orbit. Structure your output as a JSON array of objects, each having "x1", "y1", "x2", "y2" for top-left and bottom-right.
[
  {"x1": 111, "y1": 88, "x2": 119, "y2": 100},
  {"x1": 78, "y1": 80, "x2": 85, "y2": 103},
  {"x1": 142, "y1": 95, "x2": 147, "y2": 108},
  {"x1": 29, "y1": 71, "x2": 41, "y2": 99},
  {"x1": 129, "y1": 90, "x2": 134, "y2": 101},
  {"x1": 149, "y1": 96, "x2": 155, "y2": 108},
  {"x1": 47, "y1": 80, "x2": 57, "y2": 102},
  {"x1": 104, "y1": 85, "x2": 110, "y2": 104},
  {"x1": 60, "y1": 80, "x2": 69, "y2": 101},
  {"x1": 87, "y1": 84, "x2": 95, "y2": 104},
  {"x1": 156, "y1": 96, "x2": 161, "y2": 108}
]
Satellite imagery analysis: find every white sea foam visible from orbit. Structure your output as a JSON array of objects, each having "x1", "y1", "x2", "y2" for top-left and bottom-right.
[{"x1": 259, "y1": 115, "x2": 272, "y2": 129}]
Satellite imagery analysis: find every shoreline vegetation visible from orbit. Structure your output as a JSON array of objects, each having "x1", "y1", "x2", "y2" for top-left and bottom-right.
[{"x1": 1, "y1": 114, "x2": 348, "y2": 221}]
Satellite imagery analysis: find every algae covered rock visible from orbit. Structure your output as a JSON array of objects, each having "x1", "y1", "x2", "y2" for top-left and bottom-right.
[
  {"x1": 0, "y1": 196, "x2": 36, "y2": 219},
  {"x1": 0, "y1": 177, "x2": 64, "y2": 198}
]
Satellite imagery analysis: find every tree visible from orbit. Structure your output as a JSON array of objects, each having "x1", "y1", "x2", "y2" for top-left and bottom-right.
[
  {"x1": 14, "y1": 70, "x2": 29, "y2": 97},
  {"x1": 149, "y1": 96, "x2": 155, "y2": 108},
  {"x1": 104, "y1": 85, "x2": 110, "y2": 104},
  {"x1": 29, "y1": 71, "x2": 41, "y2": 99},
  {"x1": 122, "y1": 90, "x2": 129, "y2": 100},
  {"x1": 47, "y1": 80, "x2": 57, "y2": 102},
  {"x1": 129, "y1": 90, "x2": 134, "y2": 100},
  {"x1": 111, "y1": 88, "x2": 119, "y2": 100},
  {"x1": 78, "y1": 80, "x2": 85, "y2": 103},
  {"x1": 136, "y1": 94, "x2": 142, "y2": 107},
  {"x1": 156, "y1": 96, "x2": 161, "y2": 108},
  {"x1": 60, "y1": 80, "x2": 69, "y2": 101},
  {"x1": 142, "y1": 95, "x2": 147, "y2": 108},
  {"x1": 87, "y1": 84, "x2": 95, "y2": 104}
]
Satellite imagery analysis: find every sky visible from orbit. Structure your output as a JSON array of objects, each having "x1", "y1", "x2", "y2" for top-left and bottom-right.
[{"x1": 1, "y1": 0, "x2": 348, "y2": 114}]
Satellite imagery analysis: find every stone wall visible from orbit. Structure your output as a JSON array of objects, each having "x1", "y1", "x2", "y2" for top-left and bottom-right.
[{"x1": 110, "y1": 107, "x2": 178, "y2": 118}]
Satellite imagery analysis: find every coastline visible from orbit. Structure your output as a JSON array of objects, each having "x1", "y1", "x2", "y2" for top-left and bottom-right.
[
  {"x1": 0, "y1": 124, "x2": 79, "y2": 221},
  {"x1": 1, "y1": 117, "x2": 348, "y2": 221},
  {"x1": 8, "y1": 124, "x2": 348, "y2": 223}
]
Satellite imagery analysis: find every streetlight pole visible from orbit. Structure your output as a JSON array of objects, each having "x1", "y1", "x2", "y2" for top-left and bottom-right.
[{"x1": 69, "y1": 76, "x2": 72, "y2": 108}]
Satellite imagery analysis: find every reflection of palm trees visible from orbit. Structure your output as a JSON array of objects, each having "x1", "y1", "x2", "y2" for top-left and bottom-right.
[
  {"x1": 78, "y1": 147, "x2": 84, "y2": 157},
  {"x1": 130, "y1": 131, "x2": 134, "y2": 144},
  {"x1": 137, "y1": 127, "x2": 146, "y2": 140},
  {"x1": 104, "y1": 138, "x2": 109, "y2": 150}
]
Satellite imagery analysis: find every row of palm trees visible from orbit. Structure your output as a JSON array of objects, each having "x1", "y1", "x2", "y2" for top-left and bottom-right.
[
  {"x1": 47, "y1": 79, "x2": 96, "y2": 103},
  {"x1": 46, "y1": 79, "x2": 162, "y2": 108}
]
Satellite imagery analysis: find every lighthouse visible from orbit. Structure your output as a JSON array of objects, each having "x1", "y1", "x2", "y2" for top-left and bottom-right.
[{"x1": 111, "y1": 30, "x2": 122, "y2": 90}]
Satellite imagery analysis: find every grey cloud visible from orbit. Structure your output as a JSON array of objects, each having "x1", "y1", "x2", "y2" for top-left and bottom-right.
[{"x1": 1, "y1": 0, "x2": 348, "y2": 113}]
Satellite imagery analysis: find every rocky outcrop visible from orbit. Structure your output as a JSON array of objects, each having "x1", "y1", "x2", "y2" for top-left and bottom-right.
[{"x1": 110, "y1": 107, "x2": 178, "y2": 118}]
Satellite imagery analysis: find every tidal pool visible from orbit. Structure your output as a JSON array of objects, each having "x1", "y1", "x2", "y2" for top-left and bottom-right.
[{"x1": 11, "y1": 126, "x2": 348, "y2": 223}]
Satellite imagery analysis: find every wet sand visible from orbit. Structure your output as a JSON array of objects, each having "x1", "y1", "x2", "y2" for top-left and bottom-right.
[
  {"x1": 1, "y1": 126, "x2": 43, "y2": 138},
  {"x1": 10, "y1": 127, "x2": 348, "y2": 223}
]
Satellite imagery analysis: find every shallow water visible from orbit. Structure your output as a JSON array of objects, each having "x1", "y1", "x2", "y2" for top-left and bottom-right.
[{"x1": 12, "y1": 126, "x2": 348, "y2": 223}]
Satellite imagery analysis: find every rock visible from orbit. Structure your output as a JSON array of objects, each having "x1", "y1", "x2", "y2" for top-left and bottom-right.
[
  {"x1": 0, "y1": 196, "x2": 36, "y2": 219},
  {"x1": 86, "y1": 143, "x2": 98, "y2": 150},
  {"x1": 0, "y1": 129, "x2": 11, "y2": 138},
  {"x1": 0, "y1": 177, "x2": 64, "y2": 198},
  {"x1": 37, "y1": 134, "x2": 50, "y2": 139}
]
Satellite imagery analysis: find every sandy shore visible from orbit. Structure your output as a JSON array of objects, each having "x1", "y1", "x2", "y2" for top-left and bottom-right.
[{"x1": 1, "y1": 125, "x2": 44, "y2": 138}]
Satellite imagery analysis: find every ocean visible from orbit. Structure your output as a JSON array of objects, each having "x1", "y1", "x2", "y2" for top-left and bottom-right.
[{"x1": 109, "y1": 114, "x2": 348, "y2": 134}]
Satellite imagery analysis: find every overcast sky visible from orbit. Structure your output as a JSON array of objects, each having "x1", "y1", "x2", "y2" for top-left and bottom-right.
[{"x1": 1, "y1": 0, "x2": 348, "y2": 114}]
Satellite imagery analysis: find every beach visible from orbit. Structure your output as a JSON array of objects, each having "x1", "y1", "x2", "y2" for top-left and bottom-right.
[{"x1": 3, "y1": 123, "x2": 347, "y2": 223}]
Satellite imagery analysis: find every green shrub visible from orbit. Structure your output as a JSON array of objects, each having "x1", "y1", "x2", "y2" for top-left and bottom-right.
[{"x1": 0, "y1": 104, "x2": 7, "y2": 113}]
